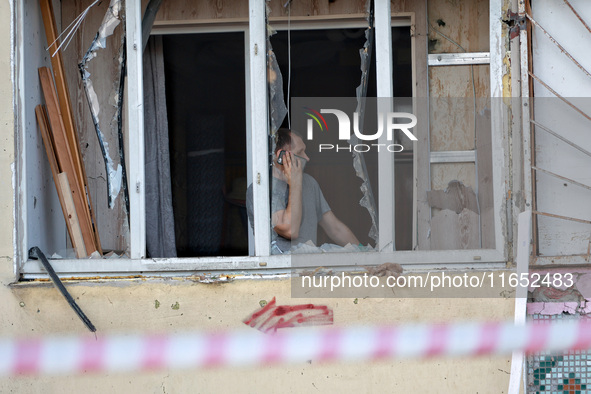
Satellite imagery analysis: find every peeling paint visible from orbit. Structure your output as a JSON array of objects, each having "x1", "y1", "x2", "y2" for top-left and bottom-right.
[{"x1": 502, "y1": 53, "x2": 511, "y2": 103}]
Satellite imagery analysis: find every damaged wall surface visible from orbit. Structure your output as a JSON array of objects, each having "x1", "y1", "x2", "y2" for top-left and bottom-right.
[
  {"x1": 0, "y1": 279, "x2": 515, "y2": 392},
  {"x1": 6, "y1": 0, "x2": 584, "y2": 391},
  {"x1": 421, "y1": 0, "x2": 495, "y2": 251},
  {"x1": 62, "y1": 0, "x2": 129, "y2": 253}
]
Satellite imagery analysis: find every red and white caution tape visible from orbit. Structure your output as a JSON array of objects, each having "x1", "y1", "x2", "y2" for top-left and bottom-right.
[{"x1": 2, "y1": 320, "x2": 591, "y2": 376}]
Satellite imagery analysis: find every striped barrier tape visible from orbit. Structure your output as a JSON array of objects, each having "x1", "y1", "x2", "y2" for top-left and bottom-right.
[{"x1": 2, "y1": 320, "x2": 591, "y2": 376}]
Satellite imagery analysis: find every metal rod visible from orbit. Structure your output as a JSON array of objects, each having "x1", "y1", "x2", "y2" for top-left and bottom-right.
[
  {"x1": 29, "y1": 247, "x2": 96, "y2": 333},
  {"x1": 532, "y1": 166, "x2": 591, "y2": 191},
  {"x1": 529, "y1": 72, "x2": 591, "y2": 123},
  {"x1": 531, "y1": 120, "x2": 591, "y2": 158},
  {"x1": 526, "y1": 13, "x2": 591, "y2": 80},
  {"x1": 532, "y1": 210, "x2": 591, "y2": 225},
  {"x1": 563, "y1": 0, "x2": 591, "y2": 36}
]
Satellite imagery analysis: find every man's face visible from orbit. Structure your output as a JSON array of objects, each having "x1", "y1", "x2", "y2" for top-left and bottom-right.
[
  {"x1": 290, "y1": 133, "x2": 310, "y2": 164},
  {"x1": 276, "y1": 133, "x2": 310, "y2": 170}
]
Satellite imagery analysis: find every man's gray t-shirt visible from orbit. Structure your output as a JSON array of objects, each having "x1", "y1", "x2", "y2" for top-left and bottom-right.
[{"x1": 246, "y1": 174, "x2": 331, "y2": 253}]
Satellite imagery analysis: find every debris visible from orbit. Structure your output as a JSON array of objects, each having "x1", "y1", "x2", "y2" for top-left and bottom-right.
[
  {"x1": 37, "y1": 68, "x2": 101, "y2": 257},
  {"x1": 78, "y1": 0, "x2": 125, "y2": 209},
  {"x1": 155, "y1": 300, "x2": 160, "y2": 309},
  {"x1": 39, "y1": 0, "x2": 103, "y2": 256},
  {"x1": 364, "y1": 262, "x2": 404, "y2": 277},
  {"x1": 171, "y1": 302, "x2": 180, "y2": 310},
  {"x1": 259, "y1": 300, "x2": 268, "y2": 308},
  {"x1": 265, "y1": 6, "x2": 287, "y2": 134}
]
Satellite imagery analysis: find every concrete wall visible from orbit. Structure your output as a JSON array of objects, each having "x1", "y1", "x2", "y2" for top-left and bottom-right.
[
  {"x1": 0, "y1": 1, "x2": 517, "y2": 393},
  {"x1": 2, "y1": 280, "x2": 514, "y2": 393}
]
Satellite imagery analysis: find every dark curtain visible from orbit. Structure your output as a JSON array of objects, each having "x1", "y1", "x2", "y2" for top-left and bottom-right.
[{"x1": 143, "y1": 36, "x2": 177, "y2": 257}]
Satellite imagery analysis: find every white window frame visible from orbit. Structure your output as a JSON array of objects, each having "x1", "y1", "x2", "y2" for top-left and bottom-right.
[{"x1": 18, "y1": 0, "x2": 508, "y2": 279}]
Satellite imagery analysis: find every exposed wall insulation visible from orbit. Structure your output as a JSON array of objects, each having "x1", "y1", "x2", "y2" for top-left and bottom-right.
[{"x1": 62, "y1": 0, "x2": 128, "y2": 252}]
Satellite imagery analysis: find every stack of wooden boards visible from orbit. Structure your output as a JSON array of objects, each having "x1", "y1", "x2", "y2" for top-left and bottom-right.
[{"x1": 34, "y1": 0, "x2": 102, "y2": 258}]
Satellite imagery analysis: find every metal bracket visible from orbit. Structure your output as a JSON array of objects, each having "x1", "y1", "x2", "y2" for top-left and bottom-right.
[{"x1": 505, "y1": 10, "x2": 526, "y2": 40}]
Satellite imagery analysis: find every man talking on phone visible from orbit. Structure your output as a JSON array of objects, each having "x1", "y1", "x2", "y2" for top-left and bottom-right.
[{"x1": 247, "y1": 128, "x2": 359, "y2": 254}]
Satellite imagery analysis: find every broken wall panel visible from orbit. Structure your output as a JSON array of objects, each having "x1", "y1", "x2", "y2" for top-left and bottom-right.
[
  {"x1": 431, "y1": 163, "x2": 476, "y2": 191},
  {"x1": 62, "y1": 0, "x2": 128, "y2": 252},
  {"x1": 428, "y1": 66, "x2": 490, "y2": 152},
  {"x1": 427, "y1": 0, "x2": 489, "y2": 54}
]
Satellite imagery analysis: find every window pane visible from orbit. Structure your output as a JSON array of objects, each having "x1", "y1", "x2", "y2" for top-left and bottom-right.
[{"x1": 163, "y1": 33, "x2": 248, "y2": 257}]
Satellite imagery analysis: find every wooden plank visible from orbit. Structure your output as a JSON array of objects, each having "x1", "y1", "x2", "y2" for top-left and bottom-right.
[
  {"x1": 39, "y1": 67, "x2": 98, "y2": 255},
  {"x1": 428, "y1": 65, "x2": 490, "y2": 152},
  {"x1": 430, "y1": 208, "x2": 480, "y2": 249},
  {"x1": 40, "y1": 0, "x2": 103, "y2": 255},
  {"x1": 141, "y1": 0, "x2": 367, "y2": 21},
  {"x1": 476, "y1": 105, "x2": 495, "y2": 249},
  {"x1": 57, "y1": 172, "x2": 87, "y2": 258},
  {"x1": 35, "y1": 105, "x2": 80, "y2": 256},
  {"x1": 427, "y1": 0, "x2": 489, "y2": 54}
]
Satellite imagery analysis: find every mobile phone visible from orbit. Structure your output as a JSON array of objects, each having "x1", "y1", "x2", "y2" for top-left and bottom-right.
[{"x1": 277, "y1": 150, "x2": 286, "y2": 165}]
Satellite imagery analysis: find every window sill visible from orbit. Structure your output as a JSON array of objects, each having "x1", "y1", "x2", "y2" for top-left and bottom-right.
[{"x1": 19, "y1": 249, "x2": 507, "y2": 280}]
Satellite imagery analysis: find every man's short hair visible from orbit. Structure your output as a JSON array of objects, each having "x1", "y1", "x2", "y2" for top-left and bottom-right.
[{"x1": 274, "y1": 128, "x2": 302, "y2": 154}]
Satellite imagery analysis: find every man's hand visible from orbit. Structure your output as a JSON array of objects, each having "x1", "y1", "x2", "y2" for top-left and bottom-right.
[
  {"x1": 282, "y1": 151, "x2": 303, "y2": 187},
  {"x1": 319, "y1": 211, "x2": 360, "y2": 247},
  {"x1": 273, "y1": 152, "x2": 304, "y2": 240}
]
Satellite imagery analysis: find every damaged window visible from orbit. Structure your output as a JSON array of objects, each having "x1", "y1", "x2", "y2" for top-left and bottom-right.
[
  {"x1": 17, "y1": 0, "x2": 504, "y2": 276},
  {"x1": 162, "y1": 33, "x2": 248, "y2": 257},
  {"x1": 264, "y1": 26, "x2": 415, "y2": 254}
]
